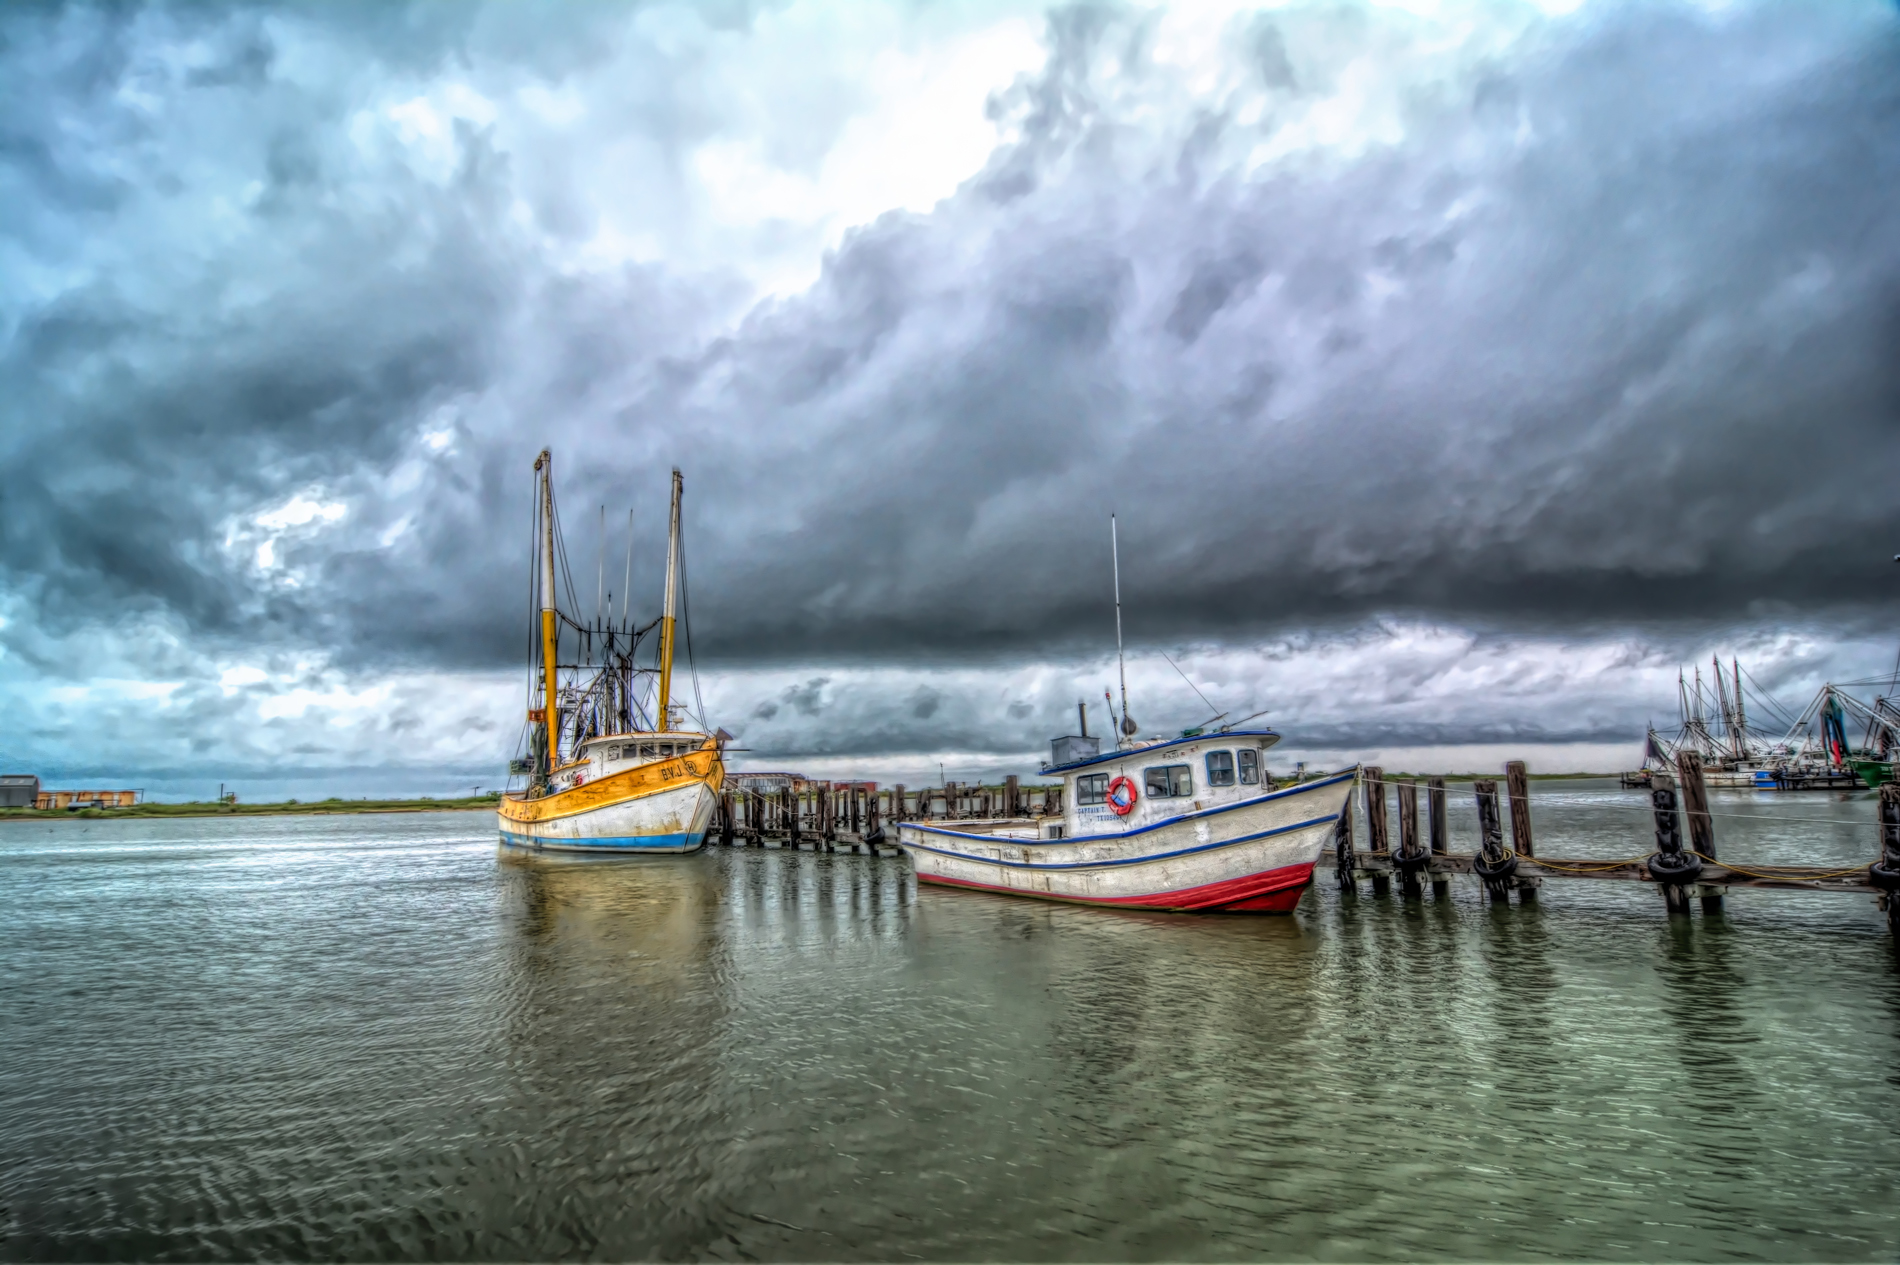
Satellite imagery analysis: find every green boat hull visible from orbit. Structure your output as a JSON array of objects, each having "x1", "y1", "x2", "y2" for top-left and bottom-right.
[{"x1": 1849, "y1": 757, "x2": 1893, "y2": 790}]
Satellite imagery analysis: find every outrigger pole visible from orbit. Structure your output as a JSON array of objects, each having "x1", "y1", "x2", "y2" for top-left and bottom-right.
[
  {"x1": 536, "y1": 450, "x2": 559, "y2": 776},
  {"x1": 656, "y1": 467, "x2": 683, "y2": 731}
]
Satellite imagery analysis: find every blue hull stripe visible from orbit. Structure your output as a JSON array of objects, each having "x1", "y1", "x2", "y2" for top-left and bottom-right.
[
  {"x1": 906, "y1": 767, "x2": 1358, "y2": 848},
  {"x1": 901, "y1": 812, "x2": 1340, "y2": 871},
  {"x1": 500, "y1": 829, "x2": 704, "y2": 852}
]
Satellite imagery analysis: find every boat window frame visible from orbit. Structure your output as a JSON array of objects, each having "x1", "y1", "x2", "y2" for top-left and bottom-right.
[
  {"x1": 1144, "y1": 764, "x2": 1194, "y2": 798},
  {"x1": 1237, "y1": 748, "x2": 1260, "y2": 785},
  {"x1": 1205, "y1": 750, "x2": 1236, "y2": 787},
  {"x1": 1077, "y1": 772, "x2": 1109, "y2": 806}
]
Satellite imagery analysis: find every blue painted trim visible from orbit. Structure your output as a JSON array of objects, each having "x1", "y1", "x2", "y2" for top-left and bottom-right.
[
  {"x1": 906, "y1": 767, "x2": 1358, "y2": 848},
  {"x1": 499, "y1": 828, "x2": 704, "y2": 852},
  {"x1": 903, "y1": 812, "x2": 1340, "y2": 871},
  {"x1": 1043, "y1": 729, "x2": 1284, "y2": 775}
]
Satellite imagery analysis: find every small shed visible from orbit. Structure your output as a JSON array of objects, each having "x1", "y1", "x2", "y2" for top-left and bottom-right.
[{"x1": 0, "y1": 775, "x2": 40, "y2": 809}]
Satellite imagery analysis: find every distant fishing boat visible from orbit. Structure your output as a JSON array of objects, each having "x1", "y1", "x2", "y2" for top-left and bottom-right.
[
  {"x1": 1630, "y1": 662, "x2": 1900, "y2": 792},
  {"x1": 498, "y1": 453, "x2": 724, "y2": 853},
  {"x1": 895, "y1": 515, "x2": 1355, "y2": 912}
]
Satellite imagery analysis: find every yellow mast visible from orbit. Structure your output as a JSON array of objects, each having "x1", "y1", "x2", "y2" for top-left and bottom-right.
[
  {"x1": 536, "y1": 450, "x2": 559, "y2": 774},
  {"x1": 655, "y1": 467, "x2": 682, "y2": 731}
]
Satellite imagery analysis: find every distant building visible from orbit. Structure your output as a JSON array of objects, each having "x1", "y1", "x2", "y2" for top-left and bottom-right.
[
  {"x1": 34, "y1": 788, "x2": 143, "y2": 810},
  {"x1": 727, "y1": 772, "x2": 807, "y2": 793},
  {"x1": 0, "y1": 775, "x2": 39, "y2": 808}
]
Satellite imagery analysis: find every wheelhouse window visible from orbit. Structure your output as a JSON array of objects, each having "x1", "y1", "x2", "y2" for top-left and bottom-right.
[
  {"x1": 639, "y1": 744, "x2": 657, "y2": 760},
  {"x1": 1238, "y1": 748, "x2": 1260, "y2": 785},
  {"x1": 1205, "y1": 751, "x2": 1235, "y2": 787},
  {"x1": 1077, "y1": 773, "x2": 1109, "y2": 806},
  {"x1": 1145, "y1": 764, "x2": 1193, "y2": 798}
]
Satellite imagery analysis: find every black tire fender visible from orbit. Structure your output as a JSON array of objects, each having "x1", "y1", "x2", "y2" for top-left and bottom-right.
[
  {"x1": 1473, "y1": 850, "x2": 1518, "y2": 882},
  {"x1": 1647, "y1": 850, "x2": 1704, "y2": 885},
  {"x1": 1868, "y1": 860, "x2": 1900, "y2": 892}
]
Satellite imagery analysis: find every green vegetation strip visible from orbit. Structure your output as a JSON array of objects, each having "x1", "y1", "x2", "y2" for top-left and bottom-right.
[{"x1": 0, "y1": 795, "x2": 504, "y2": 821}]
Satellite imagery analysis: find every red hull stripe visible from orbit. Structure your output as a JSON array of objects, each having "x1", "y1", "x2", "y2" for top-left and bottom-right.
[{"x1": 917, "y1": 860, "x2": 1316, "y2": 913}]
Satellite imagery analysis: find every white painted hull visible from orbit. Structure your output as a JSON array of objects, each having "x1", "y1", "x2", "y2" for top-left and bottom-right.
[
  {"x1": 498, "y1": 778, "x2": 718, "y2": 854},
  {"x1": 897, "y1": 771, "x2": 1355, "y2": 912}
]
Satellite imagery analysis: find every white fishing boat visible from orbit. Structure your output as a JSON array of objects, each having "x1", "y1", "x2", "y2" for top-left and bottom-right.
[
  {"x1": 898, "y1": 731, "x2": 1356, "y2": 912},
  {"x1": 894, "y1": 514, "x2": 1356, "y2": 913},
  {"x1": 498, "y1": 453, "x2": 724, "y2": 853}
]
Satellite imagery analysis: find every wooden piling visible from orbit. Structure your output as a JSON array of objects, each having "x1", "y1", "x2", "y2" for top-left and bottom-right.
[
  {"x1": 1363, "y1": 766, "x2": 1390, "y2": 896},
  {"x1": 1396, "y1": 778, "x2": 1422, "y2": 898},
  {"x1": 1006, "y1": 774, "x2": 1020, "y2": 817},
  {"x1": 1505, "y1": 759, "x2": 1538, "y2": 904},
  {"x1": 1473, "y1": 779, "x2": 1510, "y2": 903},
  {"x1": 1427, "y1": 776, "x2": 1449, "y2": 899},
  {"x1": 1333, "y1": 785, "x2": 1357, "y2": 891},
  {"x1": 720, "y1": 791, "x2": 735, "y2": 846},
  {"x1": 1650, "y1": 777, "x2": 1692, "y2": 915},
  {"x1": 1675, "y1": 750, "x2": 1721, "y2": 913},
  {"x1": 1879, "y1": 784, "x2": 1900, "y2": 936}
]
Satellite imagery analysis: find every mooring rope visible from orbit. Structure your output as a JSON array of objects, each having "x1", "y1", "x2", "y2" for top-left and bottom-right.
[{"x1": 1348, "y1": 845, "x2": 1879, "y2": 881}]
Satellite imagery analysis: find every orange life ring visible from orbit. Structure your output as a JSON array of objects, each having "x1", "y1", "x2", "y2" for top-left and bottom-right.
[{"x1": 1106, "y1": 775, "x2": 1138, "y2": 816}]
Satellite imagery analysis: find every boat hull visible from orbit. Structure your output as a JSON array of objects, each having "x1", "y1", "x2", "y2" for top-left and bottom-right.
[
  {"x1": 897, "y1": 771, "x2": 1354, "y2": 913},
  {"x1": 498, "y1": 752, "x2": 722, "y2": 853}
]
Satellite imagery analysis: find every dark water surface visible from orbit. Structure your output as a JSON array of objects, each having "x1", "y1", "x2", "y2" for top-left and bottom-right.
[{"x1": 3, "y1": 783, "x2": 1899, "y2": 1261}]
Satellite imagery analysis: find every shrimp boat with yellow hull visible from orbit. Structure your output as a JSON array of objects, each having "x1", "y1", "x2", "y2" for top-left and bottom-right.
[{"x1": 498, "y1": 453, "x2": 725, "y2": 854}]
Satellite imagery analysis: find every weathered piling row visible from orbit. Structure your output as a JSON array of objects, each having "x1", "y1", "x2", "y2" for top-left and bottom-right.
[
  {"x1": 1328, "y1": 759, "x2": 1894, "y2": 923},
  {"x1": 710, "y1": 778, "x2": 1065, "y2": 855}
]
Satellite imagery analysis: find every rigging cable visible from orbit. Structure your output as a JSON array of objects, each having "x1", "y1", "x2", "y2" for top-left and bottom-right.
[{"x1": 677, "y1": 510, "x2": 709, "y2": 733}]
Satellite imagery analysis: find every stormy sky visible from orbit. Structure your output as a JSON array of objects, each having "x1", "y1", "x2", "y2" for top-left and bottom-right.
[{"x1": 5, "y1": 0, "x2": 1900, "y2": 796}]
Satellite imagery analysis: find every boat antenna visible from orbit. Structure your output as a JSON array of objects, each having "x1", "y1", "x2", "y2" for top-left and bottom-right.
[
  {"x1": 597, "y1": 504, "x2": 605, "y2": 632},
  {"x1": 1111, "y1": 515, "x2": 1135, "y2": 739}
]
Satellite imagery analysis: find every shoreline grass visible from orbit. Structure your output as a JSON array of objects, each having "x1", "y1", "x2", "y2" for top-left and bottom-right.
[{"x1": 0, "y1": 794, "x2": 504, "y2": 821}]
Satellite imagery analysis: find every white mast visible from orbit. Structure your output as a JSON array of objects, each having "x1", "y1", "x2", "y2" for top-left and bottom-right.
[{"x1": 1112, "y1": 515, "x2": 1134, "y2": 741}]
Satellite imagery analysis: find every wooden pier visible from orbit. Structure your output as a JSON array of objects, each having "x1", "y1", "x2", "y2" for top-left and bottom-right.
[
  {"x1": 715, "y1": 754, "x2": 1900, "y2": 935},
  {"x1": 709, "y1": 776, "x2": 1064, "y2": 857},
  {"x1": 1329, "y1": 755, "x2": 1900, "y2": 932}
]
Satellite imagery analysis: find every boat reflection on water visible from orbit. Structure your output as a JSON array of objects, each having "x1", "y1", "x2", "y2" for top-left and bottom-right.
[
  {"x1": 493, "y1": 848, "x2": 729, "y2": 1043},
  {"x1": 498, "y1": 846, "x2": 717, "y2": 946}
]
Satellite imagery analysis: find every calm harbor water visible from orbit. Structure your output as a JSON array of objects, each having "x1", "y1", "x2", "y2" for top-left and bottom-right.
[{"x1": 2, "y1": 781, "x2": 1898, "y2": 1261}]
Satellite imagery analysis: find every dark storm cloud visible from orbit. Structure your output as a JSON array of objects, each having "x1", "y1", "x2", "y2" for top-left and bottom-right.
[{"x1": 6, "y1": 0, "x2": 1900, "y2": 682}]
